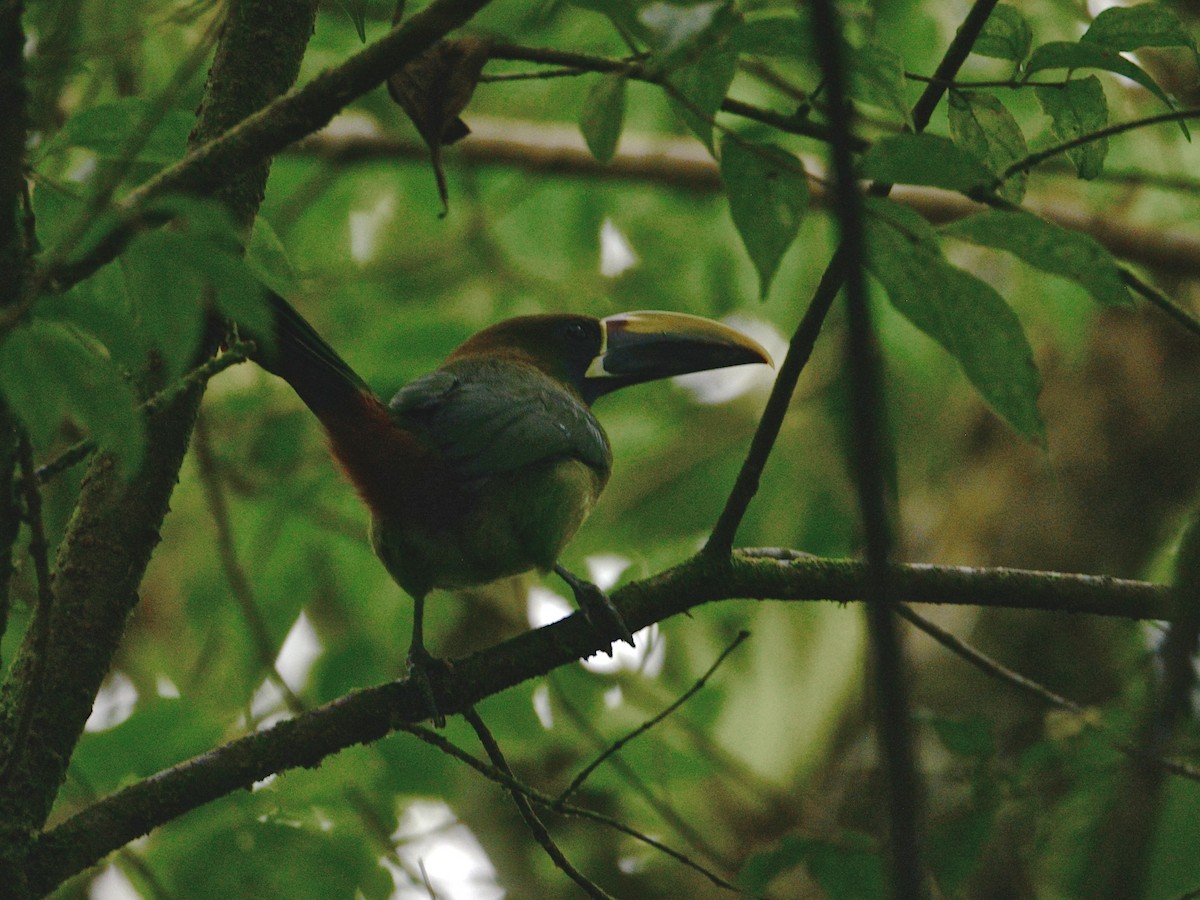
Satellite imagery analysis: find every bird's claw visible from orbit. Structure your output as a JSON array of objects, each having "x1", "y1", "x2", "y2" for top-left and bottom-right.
[{"x1": 555, "y1": 564, "x2": 636, "y2": 650}]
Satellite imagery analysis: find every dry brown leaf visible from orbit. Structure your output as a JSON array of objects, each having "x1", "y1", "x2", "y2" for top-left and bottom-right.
[{"x1": 388, "y1": 38, "x2": 490, "y2": 215}]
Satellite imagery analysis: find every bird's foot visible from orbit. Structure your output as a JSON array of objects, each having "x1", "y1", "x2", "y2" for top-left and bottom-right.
[
  {"x1": 554, "y1": 564, "x2": 636, "y2": 651},
  {"x1": 406, "y1": 645, "x2": 452, "y2": 728}
]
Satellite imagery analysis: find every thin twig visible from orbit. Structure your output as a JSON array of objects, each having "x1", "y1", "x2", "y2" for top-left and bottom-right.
[
  {"x1": 21, "y1": 14, "x2": 223, "y2": 328},
  {"x1": 1121, "y1": 270, "x2": 1200, "y2": 340},
  {"x1": 740, "y1": 59, "x2": 809, "y2": 105},
  {"x1": 486, "y1": 42, "x2": 858, "y2": 150},
  {"x1": 1002, "y1": 106, "x2": 1200, "y2": 182},
  {"x1": 897, "y1": 604, "x2": 1200, "y2": 783},
  {"x1": 706, "y1": 0, "x2": 999, "y2": 556},
  {"x1": 557, "y1": 631, "x2": 749, "y2": 805},
  {"x1": 898, "y1": 605, "x2": 1087, "y2": 713},
  {"x1": 402, "y1": 723, "x2": 743, "y2": 893},
  {"x1": 0, "y1": 434, "x2": 57, "y2": 788},
  {"x1": 462, "y1": 707, "x2": 613, "y2": 899},
  {"x1": 906, "y1": 73, "x2": 1069, "y2": 90},
  {"x1": 417, "y1": 858, "x2": 438, "y2": 899},
  {"x1": 478, "y1": 66, "x2": 586, "y2": 82},
  {"x1": 192, "y1": 415, "x2": 304, "y2": 715},
  {"x1": 35, "y1": 341, "x2": 254, "y2": 484},
  {"x1": 143, "y1": 340, "x2": 255, "y2": 414},
  {"x1": 549, "y1": 678, "x2": 735, "y2": 872}
]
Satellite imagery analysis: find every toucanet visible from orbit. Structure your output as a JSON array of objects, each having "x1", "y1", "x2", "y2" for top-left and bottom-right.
[{"x1": 252, "y1": 292, "x2": 771, "y2": 720}]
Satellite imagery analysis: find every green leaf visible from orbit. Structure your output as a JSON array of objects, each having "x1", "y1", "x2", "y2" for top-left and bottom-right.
[
  {"x1": 565, "y1": 0, "x2": 640, "y2": 36},
  {"x1": 927, "y1": 802, "x2": 998, "y2": 891},
  {"x1": 727, "y1": 15, "x2": 810, "y2": 58},
  {"x1": 41, "y1": 97, "x2": 192, "y2": 165},
  {"x1": 1082, "y1": 3, "x2": 1197, "y2": 60},
  {"x1": 122, "y1": 197, "x2": 269, "y2": 376},
  {"x1": 739, "y1": 834, "x2": 809, "y2": 892},
  {"x1": 719, "y1": 137, "x2": 809, "y2": 299},
  {"x1": 849, "y1": 43, "x2": 912, "y2": 126},
  {"x1": 859, "y1": 133, "x2": 997, "y2": 193},
  {"x1": 148, "y1": 198, "x2": 270, "y2": 338},
  {"x1": 865, "y1": 199, "x2": 1045, "y2": 443},
  {"x1": 973, "y1": 4, "x2": 1032, "y2": 62},
  {"x1": 580, "y1": 72, "x2": 627, "y2": 164},
  {"x1": 1026, "y1": 40, "x2": 1187, "y2": 137},
  {"x1": 30, "y1": 180, "x2": 84, "y2": 251},
  {"x1": 0, "y1": 319, "x2": 145, "y2": 472},
  {"x1": 33, "y1": 268, "x2": 149, "y2": 375},
  {"x1": 333, "y1": 0, "x2": 367, "y2": 42},
  {"x1": 943, "y1": 209, "x2": 1133, "y2": 307},
  {"x1": 32, "y1": 179, "x2": 127, "y2": 263},
  {"x1": 640, "y1": 0, "x2": 733, "y2": 65},
  {"x1": 803, "y1": 833, "x2": 887, "y2": 900},
  {"x1": 182, "y1": 239, "x2": 269, "y2": 339},
  {"x1": 667, "y1": 49, "x2": 736, "y2": 151},
  {"x1": 948, "y1": 91, "x2": 1029, "y2": 202},
  {"x1": 246, "y1": 215, "x2": 298, "y2": 297},
  {"x1": 74, "y1": 695, "x2": 225, "y2": 789},
  {"x1": 739, "y1": 833, "x2": 885, "y2": 898},
  {"x1": 925, "y1": 713, "x2": 996, "y2": 757},
  {"x1": 1034, "y1": 76, "x2": 1109, "y2": 180},
  {"x1": 121, "y1": 230, "x2": 207, "y2": 379}
]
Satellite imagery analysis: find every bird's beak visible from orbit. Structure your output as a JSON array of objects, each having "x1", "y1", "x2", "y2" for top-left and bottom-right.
[{"x1": 585, "y1": 311, "x2": 772, "y2": 399}]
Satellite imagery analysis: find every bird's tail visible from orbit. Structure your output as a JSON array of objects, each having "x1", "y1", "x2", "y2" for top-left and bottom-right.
[{"x1": 249, "y1": 291, "x2": 375, "y2": 418}]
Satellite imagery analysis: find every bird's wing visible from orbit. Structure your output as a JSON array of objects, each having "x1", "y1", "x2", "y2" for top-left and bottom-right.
[{"x1": 389, "y1": 364, "x2": 611, "y2": 478}]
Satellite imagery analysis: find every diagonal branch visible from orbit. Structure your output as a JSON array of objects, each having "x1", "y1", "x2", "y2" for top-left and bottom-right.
[
  {"x1": 556, "y1": 630, "x2": 749, "y2": 805},
  {"x1": 463, "y1": 707, "x2": 612, "y2": 899},
  {"x1": 37, "y1": 0, "x2": 502, "y2": 296},
  {"x1": 1003, "y1": 106, "x2": 1200, "y2": 182},
  {"x1": 400, "y1": 724, "x2": 742, "y2": 893},
  {"x1": 705, "y1": 0, "x2": 1001, "y2": 555}
]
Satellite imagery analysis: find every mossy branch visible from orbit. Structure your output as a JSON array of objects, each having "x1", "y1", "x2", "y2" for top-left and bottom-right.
[{"x1": 25, "y1": 549, "x2": 1170, "y2": 893}]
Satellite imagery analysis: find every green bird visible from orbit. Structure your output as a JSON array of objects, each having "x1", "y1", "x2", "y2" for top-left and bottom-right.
[{"x1": 254, "y1": 293, "x2": 771, "y2": 720}]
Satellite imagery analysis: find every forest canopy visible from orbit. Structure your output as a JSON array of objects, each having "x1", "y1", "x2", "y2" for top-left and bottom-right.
[{"x1": 2, "y1": 0, "x2": 1200, "y2": 897}]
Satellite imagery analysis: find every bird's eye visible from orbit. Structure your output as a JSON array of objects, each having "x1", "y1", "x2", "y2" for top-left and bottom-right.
[{"x1": 564, "y1": 322, "x2": 590, "y2": 343}]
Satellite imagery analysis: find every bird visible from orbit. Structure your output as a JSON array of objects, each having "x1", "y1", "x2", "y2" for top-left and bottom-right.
[{"x1": 251, "y1": 291, "x2": 771, "y2": 721}]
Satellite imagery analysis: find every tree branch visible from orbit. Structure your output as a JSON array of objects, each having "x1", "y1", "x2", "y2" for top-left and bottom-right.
[
  {"x1": 297, "y1": 120, "x2": 1200, "y2": 282},
  {"x1": 1003, "y1": 106, "x2": 1200, "y2": 182},
  {"x1": 25, "y1": 549, "x2": 1172, "y2": 893},
  {"x1": 0, "y1": 0, "x2": 27, "y2": 305},
  {"x1": 811, "y1": 0, "x2": 933, "y2": 891},
  {"x1": 0, "y1": 0, "x2": 323, "y2": 881},
  {"x1": 706, "y1": 0, "x2": 1000, "y2": 555},
  {"x1": 485, "y1": 42, "x2": 859, "y2": 150},
  {"x1": 463, "y1": 707, "x2": 612, "y2": 900}
]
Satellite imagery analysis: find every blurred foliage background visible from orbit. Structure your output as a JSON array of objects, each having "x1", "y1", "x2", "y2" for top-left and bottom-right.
[{"x1": 7, "y1": 0, "x2": 1200, "y2": 896}]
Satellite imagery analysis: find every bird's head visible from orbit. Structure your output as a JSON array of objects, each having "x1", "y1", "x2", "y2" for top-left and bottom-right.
[{"x1": 448, "y1": 311, "x2": 772, "y2": 404}]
